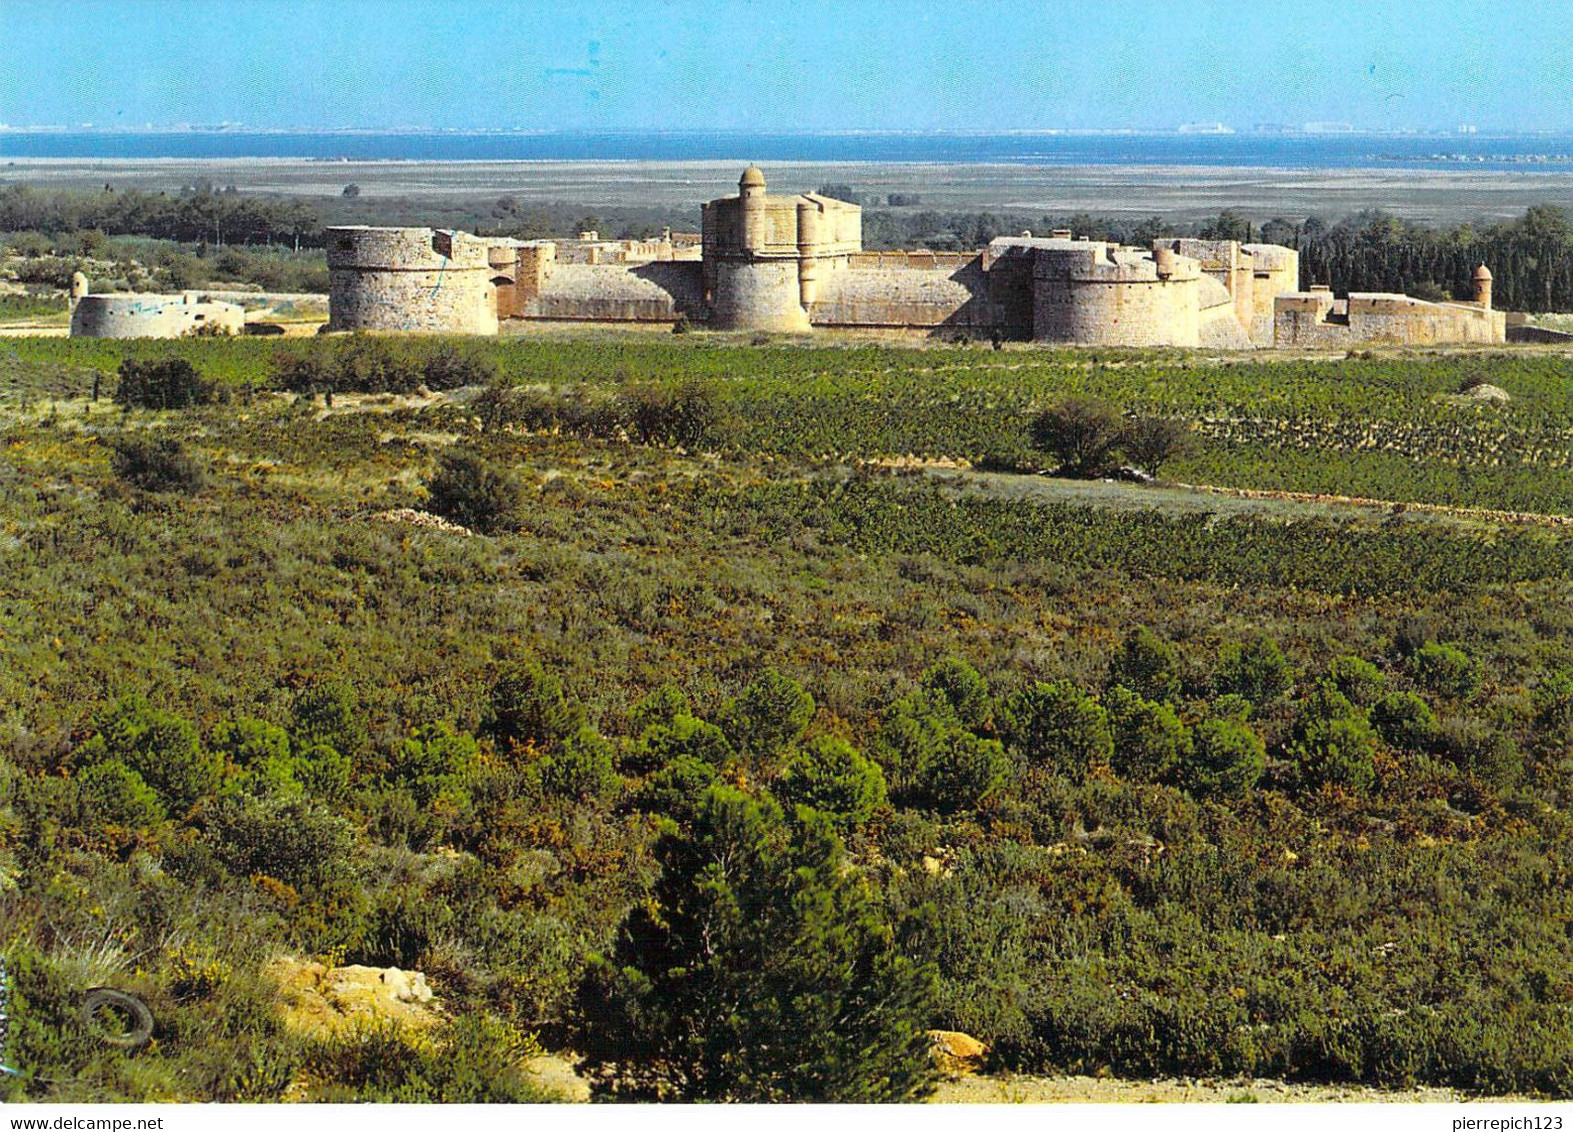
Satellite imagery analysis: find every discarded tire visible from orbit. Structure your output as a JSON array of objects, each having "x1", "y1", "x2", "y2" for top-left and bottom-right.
[{"x1": 82, "y1": 988, "x2": 153, "y2": 1049}]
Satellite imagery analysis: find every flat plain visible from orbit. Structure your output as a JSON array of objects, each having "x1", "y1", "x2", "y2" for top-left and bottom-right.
[{"x1": 6, "y1": 157, "x2": 1573, "y2": 224}]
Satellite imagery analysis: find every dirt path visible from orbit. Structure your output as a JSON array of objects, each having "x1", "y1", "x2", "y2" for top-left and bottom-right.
[{"x1": 934, "y1": 1074, "x2": 1503, "y2": 1104}]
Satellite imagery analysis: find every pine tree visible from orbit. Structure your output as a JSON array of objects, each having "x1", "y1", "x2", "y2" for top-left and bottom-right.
[{"x1": 574, "y1": 785, "x2": 937, "y2": 1102}]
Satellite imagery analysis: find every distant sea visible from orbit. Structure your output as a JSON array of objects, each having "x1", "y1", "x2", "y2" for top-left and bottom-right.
[{"x1": 6, "y1": 130, "x2": 1573, "y2": 170}]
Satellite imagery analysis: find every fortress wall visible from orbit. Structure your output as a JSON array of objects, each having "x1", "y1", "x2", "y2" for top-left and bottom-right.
[
  {"x1": 1243, "y1": 244, "x2": 1300, "y2": 345},
  {"x1": 810, "y1": 261, "x2": 988, "y2": 328},
  {"x1": 1273, "y1": 291, "x2": 1506, "y2": 347},
  {"x1": 1199, "y1": 301, "x2": 1255, "y2": 348},
  {"x1": 1034, "y1": 278, "x2": 1200, "y2": 346},
  {"x1": 326, "y1": 227, "x2": 498, "y2": 334},
  {"x1": 708, "y1": 260, "x2": 811, "y2": 331},
  {"x1": 1345, "y1": 297, "x2": 1506, "y2": 345},
  {"x1": 526, "y1": 262, "x2": 705, "y2": 323},
  {"x1": 1028, "y1": 243, "x2": 1201, "y2": 346},
  {"x1": 847, "y1": 251, "x2": 977, "y2": 271},
  {"x1": 1167, "y1": 239, "x2": 1254, "y2": 335},
  {"x1": 70, "y1": 293, "x2": 245, "y2": 338},
  {"x1": 1273, "y1": 292, "x2": 1345, "y2": 347},
  {"x1": 984, "y1": 246, "x2": 1038, "y2": 337}
]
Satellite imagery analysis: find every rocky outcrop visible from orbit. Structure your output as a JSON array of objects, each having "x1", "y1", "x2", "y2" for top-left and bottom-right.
[
  {"x1": 929, "y1": 1029, "x2": 988, "y2": 1077},
  {"x1": 266, "y1": 957, "x2": 440, "y2": 1037}
]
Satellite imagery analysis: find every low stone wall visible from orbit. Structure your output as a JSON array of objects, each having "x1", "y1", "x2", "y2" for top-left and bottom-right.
[
  {"x1": 811, "y1": 262, "x2": 988, "y2": 328},
  {"x1": 1275, "y1": 292, "x2": 1506, "y2": 347},
  {"x1": 526, "y1": 262, "x2": 704, "y2": 322}
]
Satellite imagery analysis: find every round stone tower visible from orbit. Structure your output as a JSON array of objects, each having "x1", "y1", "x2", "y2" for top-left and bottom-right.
[
  {"x1": 705, "y1": 167, "x2": 813, "y2": 333},
  {"x1": 1473, "y1": 263, "x2": 1493, "y2": 309},
  {"x1": 326, "y1": 226, "x2": 499, "y2": 334}
]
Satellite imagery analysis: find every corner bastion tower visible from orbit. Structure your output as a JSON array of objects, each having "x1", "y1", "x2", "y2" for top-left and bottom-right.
[
  {"x1": 327, "y1": 227, "x2": 501, "y2": 335},
  {"x1": 322, "y1": 167, "x2": 1503, "y2": 348},
  {"x1": 700, "y1": 166, "x2": 862, "y2": 332}
]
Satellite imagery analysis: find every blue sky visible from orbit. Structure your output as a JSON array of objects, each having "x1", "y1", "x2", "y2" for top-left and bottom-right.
[{"x1": 1, "y1": 0, "x2": 1569, "y2": 132}]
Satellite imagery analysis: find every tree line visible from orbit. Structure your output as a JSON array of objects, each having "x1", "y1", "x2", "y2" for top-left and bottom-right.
[{"x1": 0, "y1": 183, "x2": 321, "y2": 248}]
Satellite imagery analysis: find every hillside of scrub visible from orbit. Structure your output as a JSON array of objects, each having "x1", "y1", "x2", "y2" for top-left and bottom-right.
[
  {"x1": 2, "y1": 340, "x2": 1573, "y2": 1099},
  {"x1": 7, "y1": 335, "x2": 1573, "y2": 515}
]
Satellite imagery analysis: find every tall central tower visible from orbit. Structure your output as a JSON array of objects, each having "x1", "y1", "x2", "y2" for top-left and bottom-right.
[{"x1": 701, "y1": 167, "x2": 860, "y2": 332}]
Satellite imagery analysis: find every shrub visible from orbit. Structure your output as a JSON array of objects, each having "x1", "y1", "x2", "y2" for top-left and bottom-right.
[
  {"x1": 1371, "y1": 692, "x2": 1439, "y2": 752},
  {"x1": 876, "y1": 690, "x2": 1008, "y2": 813},
  {"x1": 331, "y1": 335, "x2": 423, "y2": 394},
  {"x1": 210, "y1": 718, "x2": 291, "y2": 766},
  {"x1": 540, "y1": 726, "x2": 618, "y2": 802},
  {"x1": 1103, "y1": 685, "x2": 1191, "y2": 782},
  {"x1": 114, "y1": 357, "x2": 220, "y2": 410},
  {"x1": 628, "y1": 684, "x2": 691, "y2": 735},
  {"x1": 911, "y1": 727, "x2": 1011, "y2": 814},
  {"x1": 271, "y1": 349, "x2": 335, "y2": 394},
  {"x1": 1181, "y1": 717, "x2": 1266, "y2": 799},
  {"x1": 1217, "y1": 635, "x2": 1295, "y2": 705},
  {"x1": 1328, "y1": 655, "x2": 1387, "y2": 707},
  {"x1": 486, "y1": 660, "x2": 585, "y2": 753},
  {"x1": 76, "y1": 695, "x2": 222, "y2": 813},
  {"x1": 624, "y1": 380, "x2": 728, "y2": 448},
  {"x1": 919, "y1": 657, "x2": 992, "y2": 733},
  {"x1": 1409, "y1": 642, "x2": 1482, "y2": 701},
  {"x1": 633, "y1": 755, "x2": 721, "y2": 825},
  {"x1": 1532, "y1": 668, "x2": 1573, "y2": 740},
  {"x1": 108, "y1": 435, "x2": 206, "y2": 493},
  {"x1": 1122, "y1": 416, "x2": 1191, "y2": 479},
  {"x1": 575, "y1": 787, "x2": 936, "y2": 1101},
  {"x1": 294, "y1": 743, "x2": 353, "y2": 803},
  {"x1": 292, "y1": 682, "x2": 369, "y2": 759},
  {"x1": 1286, "y1": 687, "x2": 1380, "y2": 794},
  {"x1": 998, "y1": 680, "x2": 1112, "y2": 780},
  {"x1": 421, "y1": 341, "x2": 498, "y2": 390},
  {"x1": 776, "y1": 735, "x2": 887, "y2": 828},
  {"x1": 629, "y1": 714, "x2": 733, "y2": 774},
  {"x1": 720, "y1": 669, "x2": 815, "y2": 760},
  {"x1": 1107, "y1": 626, "x2": 1181, "y2": 703},
  {"x1": 1028, "y1": 397, "x2": 1123, "y2": 478},
  {"x1": 389, "y1": 724, "x2": 483, "y2": 807},
  {"x1": 302, "y1": 1015, "x2": 550, "y2": 1102},
  {"x1": 75, "y1": 760, "x2": 167, "y2": 844},
  {"x1": 424, "y1": 449, "x2": 524, "y2": 535},
  {"x1": 1436, "y1": 716, "x2": 1523, "y2": 788}
]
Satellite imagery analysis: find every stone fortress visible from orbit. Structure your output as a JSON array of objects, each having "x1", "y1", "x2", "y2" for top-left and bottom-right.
[
  {"x1": 68, "y1": 271, "x2": 246, "y2": 339},
  {"x1": 326, "y1": 167, "x2": 1506, "y2": 349}
]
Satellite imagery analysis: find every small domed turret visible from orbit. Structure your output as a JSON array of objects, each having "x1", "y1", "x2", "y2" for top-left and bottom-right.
[
  {"x1": 739, "y1": 165, "x2": 766, "y2": 197},
  {"x1": 1473, "y1": 263, "x2": 1493, "y2": 308},
  {"x1": 69, "y1": 271, "x2": 89, "y2": 302}
]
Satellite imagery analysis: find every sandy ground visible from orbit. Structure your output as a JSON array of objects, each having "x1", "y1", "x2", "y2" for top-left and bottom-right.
[
  {"x1": 932, "y1": 1074, "x2": 1499, "y2": 1104},
  {"x1": 521, "y1": 1055, "x2": 1514, "y2": 1104},
  {"x1": 3, "y1": 157, "x2": 1569, "y2": 224}
]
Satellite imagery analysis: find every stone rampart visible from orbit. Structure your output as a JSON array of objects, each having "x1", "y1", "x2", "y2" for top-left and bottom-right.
[
  {"x1": 326, "y1": 226, "x2": 499, "y2": 334},
  {"x1": 526, "y1": 262, "x2": 704, "y2": 322},
  {"x1": 70, "y1": 292, "x2": 246, "y2": 338},
  {"x1": 811, "y1": 261, "x2": 988, "y2": 328},
  {"x1": 1273, "y1": 290, "x2": 1506, "y2": 347}
]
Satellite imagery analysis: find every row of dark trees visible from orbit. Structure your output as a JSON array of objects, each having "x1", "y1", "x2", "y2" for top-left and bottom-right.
[
  {"x1": 0, "y1": 184, "x2": 321, "y2": 248},
  {"x1": 1291, "y1": 206, "x2": 1573, "y2": 311}
]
